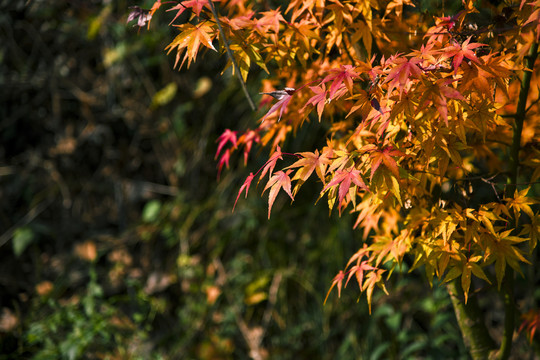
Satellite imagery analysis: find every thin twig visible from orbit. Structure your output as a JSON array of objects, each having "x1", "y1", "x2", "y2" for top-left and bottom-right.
[
  {"x1": 0, "y1": 198, "x2": 53, "y2": 248},
  {"x1": 207, "y1": 1, "x2": 256, "y2": 111}
]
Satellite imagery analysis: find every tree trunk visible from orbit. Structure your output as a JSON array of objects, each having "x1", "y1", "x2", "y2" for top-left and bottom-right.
[{"x1": 446, "y1": 280, "x2": 497, "y2": 359}]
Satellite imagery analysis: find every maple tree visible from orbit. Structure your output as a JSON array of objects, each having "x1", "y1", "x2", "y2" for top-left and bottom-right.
[{"x1": 131, "y1": 0, "x2": 540, "y2": 358}]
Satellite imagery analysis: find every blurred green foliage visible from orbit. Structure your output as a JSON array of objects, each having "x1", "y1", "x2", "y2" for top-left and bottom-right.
[{"x1": 0, "y1": 1, "x2": 476, "y2": 359}]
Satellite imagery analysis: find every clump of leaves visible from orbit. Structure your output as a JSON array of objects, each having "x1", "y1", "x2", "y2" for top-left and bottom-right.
[{"x1": 136, "y1": 0, "x2": 540, "y2": 358}]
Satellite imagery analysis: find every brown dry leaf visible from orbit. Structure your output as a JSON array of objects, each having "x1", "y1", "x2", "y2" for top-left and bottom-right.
[
  {"x1": 74, "y1": 240, "x2": 97, "y2": 262},
  {"x1": 205, "y1": 285, "x2": 221, "y2": 305},
  {"x1": 0, "y1": 308, "x2": 18, "y2": 332},
  {"x1": 36, "y1": 281, "x2": 54, "y2": 297}
]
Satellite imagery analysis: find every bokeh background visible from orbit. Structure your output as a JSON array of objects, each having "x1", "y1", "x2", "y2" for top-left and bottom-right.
[{"x1": 0, "y1": 1, "x2": 509, "y2": 358}]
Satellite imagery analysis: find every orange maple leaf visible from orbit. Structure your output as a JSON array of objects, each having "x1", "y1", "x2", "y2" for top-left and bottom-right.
[
  {"x1": 286, "y1": 149, "x2": 330, "y2": 182},
  {"x1": 368, "y1": 146, "x2": 404, "y2": 180},
  {"x1": 165, "y1": 23, "x2": 217, "y2": 69},
  {"x1": 324, "y1": 270, "x2": 345, "y2": 304},
  {"x1": 263, "y1": 169, "x2": 294, "y2": 219}
]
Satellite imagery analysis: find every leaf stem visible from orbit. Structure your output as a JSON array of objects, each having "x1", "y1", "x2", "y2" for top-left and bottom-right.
[{"x1": 207, "y1": 0, "x2": 256, "y2": 111}]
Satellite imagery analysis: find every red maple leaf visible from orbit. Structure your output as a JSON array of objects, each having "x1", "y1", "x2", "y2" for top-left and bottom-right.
[
  {"x1": 233, "y1": 172, "x2": 255, "y2": 210},
  {"x1": 441, "y1": 37, "x2": 484, "y2": 75},
  {"x1": 166, "y1": 0, "x2": 220, "y2": 24},
  {"x1": 217, "y1": 148, "x2": 231, "y2": 179},
  {"x1": 384, "y1": 57, "x2": 423, "y2": 97},
  {"x1": 303, "y1": 84, "x2": 328, "y2": 121},
  {"x1": 322, "y1": 65, "x2": 360, "y2": 98},
  {"x1": 258, "y1": 145, "x2": 284, "y2": 182},
  {"x1": 322, "y1": 167, "x2": 369, "y2": 214},
  {"x1": 263, "y1": 169, "x2": 294, "y2": 218},
  {"x1": 260, "y1": 88, "x2": 296, "y2": 123},
  {"x1": 215, "y1": 129, "x2": 238, "y2": 160},
  {"x1": 238, "y1": 130, "x2": 260, "y2": 165}
]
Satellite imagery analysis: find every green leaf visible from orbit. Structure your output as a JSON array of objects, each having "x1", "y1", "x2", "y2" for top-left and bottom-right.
[
  {"x1": 13, "y1": 226, "x2": 34, "y2": 257},
  {"x1": 142, "y1": 200, "x2": 162, "y2": 223}
]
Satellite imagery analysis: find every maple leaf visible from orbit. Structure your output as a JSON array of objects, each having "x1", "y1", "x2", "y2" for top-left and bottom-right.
[
  {"x1": 345, "y1": 243, "x2": 371, "y2": 268},
  {"x1": 215, "y1": 129, "x2": 237, "y2": 160},
  {"x1": 322, "y1": 167, "x2": 369, "y2": 215},
  {"x1": 238, "y1": 130, "x2": 260, "y2": 165},
  {"x1": 362, "y1": 269, "x2": 387, "y2": 314},
  {"x1": 441, "y1": 37, "x2": 484, "y2": 75},
  {"x1": 167, "y1": 0, "x2": 220, "y2": 24},
  {"x1": 258, "y1": 145, "x2": 284, "y2": 182},
  {"x1": 260, "y1": 88, "x2": 296, "y2": 123},
  {"x1": 384, "y1": 0, "x2": 415, "y2": 19},
  {"x1": 234, "y1": 172, "x2": 255, "y2": 210},
  {"x1": 505, "y1": 187, "x2": 536, "y2": 225},
  {"x1": 522, "y1": 212, "x2": 539, "y2": 252},
  {"x1": 127, "y1": 6, "x2": 152, "y2": 27},
  {"x1": 286, "y1": 0, "x2": 325, "y2": 21},
  {"x1": 346, "y1": 90, "x2": 372, "y2": 120},
  {"x1": 417, "y1": 78, "x2": 465, "y2": 125},
  {"x1": 384, "y1": 57, "x2": 423, "y2": 98},
  {"x1": 523, "y1": 2, "x2": 540, "y2": 41},
  {"x1": 345, "y1": 260, "x2": 377, "y2": 290},
  {"x1": 484, "y1": 229, "x2": 531, "y2": 290},
  {"x1": 367, "y1": 146, "x2": 405, "y2": 180},
  {"x1": 519, "y1": 309, "x2": 540, "y2": 343},
  {"x1": 324, "y1": 270, "x2": 345, "y2": 305},
  {"x1": 217, "y1": 148, "x2": 231, "y2": 179},
  {"x1": 165, "y1": 23, "x2": 217, "y2": 69},
  {"x1": 353, "y1": 195, "x2": 383, "y2": 238},
  {"x1": 322, "y1": 65, "x2": 360, "y2": 99},
  {"x1": 221, "y1": 11, "x2": 254, "y2": 31},
  {"x1": 254, "y1": 9, "x2": 285, "y2": 35},
  {"x1": 263, "y1": 169, "x2": 294, "y2": 219},
  {"x1": 303, "y1": 84, "x2": 328, "y2": 121},
  {"x1": 370, "y1": 235, "x2": 409, "y2": 267},
  {"x1": 285, "y1": 149, "x2": 331, "y2": 184},
  {"x1": 460, "y1": 255, "x2": 491, "y2": 303}
]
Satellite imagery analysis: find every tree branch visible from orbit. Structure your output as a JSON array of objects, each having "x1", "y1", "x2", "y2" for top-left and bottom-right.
[
  {"x1": 207, "y1": 1, "x2": 256, "y2": 111},
  {"x1": 498, "y1": 40, "x2": 539, "y2": 360},
  {"x1": 447, "y1": 280, "x2": 497, "y2": 359}
]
